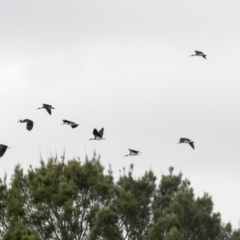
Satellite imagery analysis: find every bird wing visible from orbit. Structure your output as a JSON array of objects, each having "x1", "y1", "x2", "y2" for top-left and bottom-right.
[
  {"x1": 0, "y1": 145, "x2": 7, "y2": 157},
  {"x1": 63, "y1": 120, "x2": 71, "y2": 124},
  {"x1": 98, "y1": 128, "x2": 104, "y2": 137},
  {"x1": 46, "y1": 107, "x2": 51, "y2": 115},
  {"x1": 128, "y1": 149, "x2": 139, "y2": 154},
  {"x1": 93, "y1": 128, "x2": 100, "y2": 137},
  {"x1": 71, "y1": 124, "x2": 78, "y2": 128},
  {"x1": 189, "y1": 142, "x2": 195, "y2": 149},
  {"x1": 27, "y1": 120, "x2": 33, "y2": 131},
  {"x1": 195, "y1": 51, "x2": 203, "y2": 54},
  {"x1": 43, "y1": 104, "x2": 51, "y2": 108}
]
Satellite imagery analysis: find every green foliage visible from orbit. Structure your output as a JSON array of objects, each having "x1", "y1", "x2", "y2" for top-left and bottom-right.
[
  {"x1": 25, "y1": 153, "x2": 114, "y2": 239},
  {"x1": 0, "y1": 157, "x2": 238, "y2": 240},
  {"x1": 3, "y1": 222, "x2": 41, "y2": 240},
  {"x1": 229, "y1": 229, "x2": 240, "y2": 240},
  {"x1": 219, "y1": 223, "x2": 233, "y2": 240},
  {"x1": 113, "y1": 164, "x2": 156, "y2": 239},
  {"x1": 148, "y1": 167, "x2": 222, "y2": 240},
  {"x1": 89, "y1": 208, "x2": 122, "y2": 240},
  {"x1": 163, "y1": 227, "x2": 185, "y2": 240}
]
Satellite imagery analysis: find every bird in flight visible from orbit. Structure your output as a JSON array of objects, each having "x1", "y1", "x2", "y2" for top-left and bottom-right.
[
  {"x1": 62, "y1": 120, "x2": 79, "y2": 128},
  {"x1": 178, "y1": 138, "x2": 195, "y2": 149},
  {"x1": 18, "y1": 119, "x2": 34, "y2": 131},
  {"x1": 37, "y1": 104, "x2": 55, "y2": 115},
  {"x1": 190, "y1": 50, "x2": 207, "y2": 59},
  {"x1": 124, "y1": 149, "x2": 141, "y2": 157},
  {"x1": 0, "y1": 144, "x2": 10, "y2": 157},
  {"x1": 89, "y1": 128, "x2": 105, "y2": 140}
]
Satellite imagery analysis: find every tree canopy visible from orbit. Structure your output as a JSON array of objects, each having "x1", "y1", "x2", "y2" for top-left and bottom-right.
[{"x1": 0, "y1": 153, "x2": 239, "y2": 240}]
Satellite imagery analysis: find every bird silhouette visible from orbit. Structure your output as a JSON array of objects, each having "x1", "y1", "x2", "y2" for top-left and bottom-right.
[
  {"x1": 62, "y1": 120, "x2": 79, "y2": 128},
  {"x1": 124, "y1": 149, "x2": 141, "y2": 157},
  {"x1": 178, "y1": 138, "x2": 195, "y2": 149},
  {"x1": 0, "y1": 144, "x2": 10, "y2": 157},
  {"x1": 37, "y1": 104, "x2": 55, "y2": 115},
  {"x1": 89, "y1": 128, "x2": 105, "y2": 140},
  {"x1": 18, "y1": 119, "x2": 34, "y2": 131},
  {"x1": 190, "y1": 50, "x2": 207, "y2": 59}
]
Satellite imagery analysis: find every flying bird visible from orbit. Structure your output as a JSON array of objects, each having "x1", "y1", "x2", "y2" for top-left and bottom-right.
[
  {"x1": 0, "y1": 144, "x2": 10, "y2": 157},
  {"x1": 89, "y1": 128, "x2": 105, "y2": 140},
  {"x1": 190, "y1": 51, "x2": 207, "y2": 59},
  {"x1": 18, "y1": 119, "x2": 34, "y2": 131},
  {"x1": 37, "y1": 104, "x2": 55, "y2": 115},
  {"x1": 178, "y1": 138, "x2": 195, "y2": 149},
  {"x1": 62, "y1": 120, "x2": 79, "y2": 128},
  {"x1": 124, "y1": 149, "x2": 141, "y2": 157}
]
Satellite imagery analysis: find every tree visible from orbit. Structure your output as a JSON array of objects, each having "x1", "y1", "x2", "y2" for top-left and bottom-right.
[
  {"x1": 219, "y1": 223, "x2": 233, "y2": 240},
  {"x1": 2, "y1": 153, "x2": 115, "y2": 240},
  {"x1": 3, "y1": 222, "x2": 41, "y2": 240},
  {"x1": 0, "y1": 174, "x2": 8, "y2": 236},
  {"x1": 229, "y1": 229, "x2": 240, "y2": 240},
  {"x1": 0, "y1": 155, "x2": 239, "y2": 240},
  {"x1": 148, "y1": 167, "x2": 222, "y2": 240},
  {"x1": 112, "y1": 164, "x2": 156, "y2": 239}
]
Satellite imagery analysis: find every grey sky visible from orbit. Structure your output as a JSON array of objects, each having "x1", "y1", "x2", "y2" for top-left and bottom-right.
[{"x1": 1, "y1": 0, "x2": 240, "y2": 227}]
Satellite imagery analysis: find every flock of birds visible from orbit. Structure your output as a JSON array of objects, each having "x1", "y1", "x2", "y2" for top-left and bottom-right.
[{"x1": 0, "y1": 50, "x2": 206, "y2": 158}]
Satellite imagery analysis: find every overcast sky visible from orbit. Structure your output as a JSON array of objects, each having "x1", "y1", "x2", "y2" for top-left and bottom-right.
[{"x1": 0, "y1": 0, "x2": 240, "y2": 227}]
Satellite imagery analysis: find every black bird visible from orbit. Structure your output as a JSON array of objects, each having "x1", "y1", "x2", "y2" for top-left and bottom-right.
[
  {"x1": 124, "y1": 149, "x2": 141, "y2": 157},
  {"x1": 89, "y1": 128, "x2": 105, "y2": 140},
  {"x1": 62, "y1": 120, "x2": 79, "y2": 128},
  {"x1": 0, "y1": 144, "x2": 10, "y2": 157},
  {"x1": 190, "y1": 50, "x2": 207, "y2": 59},
  {"x1": 37, "y1": 104, "x2": 55, "y2": 115},
  {"x1": 178, "y1": 138, "x2": 195, "y2": 149},
  {"x1": 18, "y1": 119, "x2": 34, "y2": 131}
]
